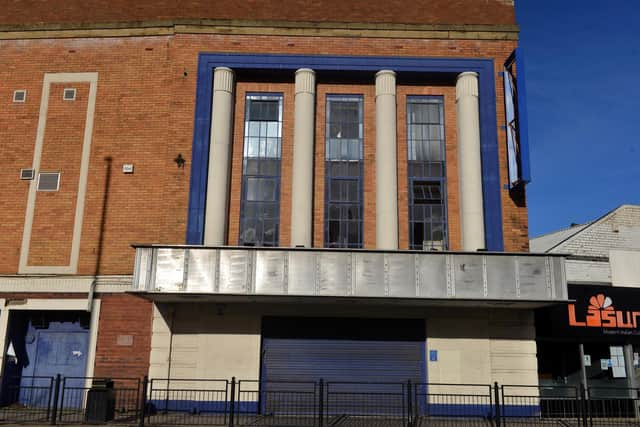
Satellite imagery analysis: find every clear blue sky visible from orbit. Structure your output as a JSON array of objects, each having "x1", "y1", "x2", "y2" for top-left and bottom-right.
[{"x1": 515, "y1": 0, "x2": 640, "y2": 237}]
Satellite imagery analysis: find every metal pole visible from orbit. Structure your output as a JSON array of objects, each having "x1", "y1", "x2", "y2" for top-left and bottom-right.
[
  {"x1": 580, "y1": 382, "x2": 589, "y2": 427},
  {"x1": 406, "y1": 380, "x2": 413, "y2": 427},
  {"x1": 318, "y1": 379, "x2": 324, "y2": 427},
  {"x1": 50, "y1": 374, "x2": 61, "y2": 425},
  {"x1": 228, "y1": 377, "x2": 236, "y2": 427},
  {"x1": 139, "y1": 376, "x2": 148, "y2": 427},
  {"x1": 493, "y1": 382, "x2": 501, "y2": 427},
  {"x1": 45, "y1": 376, "x2": 54, "y2": 421},
  {"x1": 579, "y1": 344, "x2": 589, "y2": 390}
]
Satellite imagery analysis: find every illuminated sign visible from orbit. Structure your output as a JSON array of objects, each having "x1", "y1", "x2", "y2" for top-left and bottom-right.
[
  {"x1": 568, "y1": 294, "x2": 640, "y2": 329},
  {"x1": 536, "y1": 285, "x2": 640, "y2": 341}
]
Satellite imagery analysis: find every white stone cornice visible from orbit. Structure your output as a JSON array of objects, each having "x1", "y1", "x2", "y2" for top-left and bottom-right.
[{"x1": 0, "y1": 275, "x2": 132, "y2": 293}]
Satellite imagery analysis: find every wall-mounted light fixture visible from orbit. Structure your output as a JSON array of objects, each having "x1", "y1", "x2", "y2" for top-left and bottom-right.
[{"x1": 174, "y1": 153, "x2": 186, "y2": 168}]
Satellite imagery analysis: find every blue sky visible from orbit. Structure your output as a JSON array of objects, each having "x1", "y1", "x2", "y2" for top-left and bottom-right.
[{"x1": 515, "y1": 0, "x2": 640, "y2": 237}]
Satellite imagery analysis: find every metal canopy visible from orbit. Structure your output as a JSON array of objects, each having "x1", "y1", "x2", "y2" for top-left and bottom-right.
[{"x1": 132, "y1": 245, "x2": 567, "y2": 305}]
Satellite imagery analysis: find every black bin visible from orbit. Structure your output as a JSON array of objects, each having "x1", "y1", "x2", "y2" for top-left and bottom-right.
[{"x1": 85, "y1": 379, "x2": 116, "y2": 423}]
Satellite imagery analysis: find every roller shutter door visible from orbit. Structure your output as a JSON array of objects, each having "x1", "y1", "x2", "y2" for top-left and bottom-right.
[{"x1": 261, "y1": 317, "x2": 426, "y2": 384}]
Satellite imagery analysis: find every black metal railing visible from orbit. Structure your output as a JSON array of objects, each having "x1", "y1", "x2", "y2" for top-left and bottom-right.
[
  {"x1": 235, "y1": 380, "x2": 317, "y2": 426},
  {"x1": 0, "y1": 375, "x2": 639, "y2": 426},
  {"x1": 58, "y1": 377, "x2": 141, "y2": 424},
  {"x1": 0, "y1": 376, "x2": 55, "y2": 423},
  {"x1": 586, "y1": 386, "x2": 640, "y2": 426},
  {"x1": 500, "y1": 384, "x2": 582, "y2": 425},
  {"x1": 146, "y1": 379, "x2": 228, "y2": 426},
  {"x1": 325, "y1": 381, "x2": 407, "y2": 426},
  {"x1": 412, "y1": 383, "x2": 494, "y2": 426}
]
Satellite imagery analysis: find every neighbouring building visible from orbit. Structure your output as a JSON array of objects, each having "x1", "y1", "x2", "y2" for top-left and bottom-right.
[
  {"x1": 0, "y1": 0, "x2": 567, "y2": 406},
  {"x1": 532, "y1": 205, "x2": 640, "y2": 395}
]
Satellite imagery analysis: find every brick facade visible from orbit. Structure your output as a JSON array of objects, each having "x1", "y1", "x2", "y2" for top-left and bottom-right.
[
  {"x1": 0, "y1": 1, "x2": 528, "y2": 380},
  {"x1": 0, "y1": 33, "x2": 526, "y2": 275},
  {"x1": 93, "y1": 294, "x2": 153, "y2": 379},
  {"x1": 0, "y1": 0, "x2": 516, "y2": 27}
]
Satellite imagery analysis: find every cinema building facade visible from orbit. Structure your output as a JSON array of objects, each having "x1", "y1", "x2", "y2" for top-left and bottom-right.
[{"x1": 0, "y1": 0, "x2": 568, "y2": 410}]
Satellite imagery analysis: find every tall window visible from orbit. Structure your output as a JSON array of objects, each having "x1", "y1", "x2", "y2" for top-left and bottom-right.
[
  {"x1": 325, "y1": 95, "x2": 363, "y2": 248},
  {"x1": 407, "y1": 96, "x2": 448, "y2": 250},
  {"x1": 239, "y1": 94, "x2": 283, "y2": 246}
]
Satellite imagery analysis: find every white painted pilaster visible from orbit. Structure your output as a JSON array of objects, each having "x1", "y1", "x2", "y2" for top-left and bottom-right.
[
  {"x1": 375, "y1": 70, "x2": 398, "y2": 249},
  {"x1": 456, "y1": 72, "x2": 486, "y2": 251},
  {"x1": 290, "y1": 68, "x2": 316, "y2": 247},
  {"x1": 204, "y1": 67, "x2": 235, "y2": 245}
]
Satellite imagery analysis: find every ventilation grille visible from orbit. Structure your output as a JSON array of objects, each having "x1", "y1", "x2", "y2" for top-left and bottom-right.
[
  {"x1": 20, "y1": 169, "x2": 35, "y2": 180},
  {"x1": 63, "y1": 88, "x2": 76, "y2": 101},
  {"x1": 37, "y1": 172, "x2": 60, "y2": 191},
  {"x1": 13, "y1": 90, "x2": 26, "y2": 103}
]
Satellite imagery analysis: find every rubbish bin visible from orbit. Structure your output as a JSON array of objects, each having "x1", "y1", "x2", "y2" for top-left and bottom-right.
[{"x1": 85, "y1": 379, "x2": 116, "y2": 423}]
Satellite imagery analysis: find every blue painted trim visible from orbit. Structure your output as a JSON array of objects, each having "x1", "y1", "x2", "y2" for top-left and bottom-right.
[
  {"x1": 186, "y1": 56, "x2": 215, "y2": 244},
  {"x1": 423, "y1": 404, "x2": 540, "y2": 418},
  {"x1": 514, "y1": 48, "x2": 531, "y2": 183},
  {"x1": 187, "y1": 53, "x2": 504, "y2": 251},
  {"x1": 149, "y1": 399, "x2": 257, "y2": 414}
]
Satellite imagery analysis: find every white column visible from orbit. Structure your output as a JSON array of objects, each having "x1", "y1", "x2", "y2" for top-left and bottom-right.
[
  {"x1": 204, "y1": 67, "x2": 235, "y2": 245},
  {"x1": 375, "y1": 70, "x2": 398, "y2": 250},
  {"x1": 290, "y1": 68, "x2": 316, "y2": 247},
  {"x1": 456, "y1": 71, "x2": 486, "y2": 251}
]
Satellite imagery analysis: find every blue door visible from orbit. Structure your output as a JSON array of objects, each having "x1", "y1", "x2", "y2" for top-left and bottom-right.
[{"x1": 19, "y1": 321, "x2": 89, "y2": 408}]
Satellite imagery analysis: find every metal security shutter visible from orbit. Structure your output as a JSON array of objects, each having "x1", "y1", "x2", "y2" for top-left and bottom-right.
[{"x1": 261, "y1": 317, "x2": 426, "y2": 384}]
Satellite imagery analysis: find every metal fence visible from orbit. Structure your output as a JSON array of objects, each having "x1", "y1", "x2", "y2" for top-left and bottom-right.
[
  {"x1": 0, "y1": 376, "x2": 55, "y2": 423},
  {"x1": 235, "y1": 380, "x2": 318, "y2": 426},
  {"x1": 0, "y1": 376, "x2": 639, "y2": 426},
  {"x1": 146, "y1": 379, "x2": 228, "y2": 426},
  {"x1": 413, "y1": 383, "x2": 495, "y2": 426},
  {"x1": 58, "y1": 377, "x2": 142, "y2": 424}
]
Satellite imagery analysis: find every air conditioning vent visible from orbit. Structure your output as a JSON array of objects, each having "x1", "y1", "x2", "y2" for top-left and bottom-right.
[
  {"x1": 63, "y1": 88, "x2": 76, "y2": 101},
  {"x1": 13, "y1": 90, "x2": 26, "y2": 103},
  {"x1": 37, "y1": 172, "x2": 60, "y2": 191},
  {"x1": 20, "y1": 169, "x2": 35, "y2": 180}
]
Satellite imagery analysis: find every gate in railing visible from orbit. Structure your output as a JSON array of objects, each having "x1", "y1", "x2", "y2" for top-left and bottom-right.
[
  {"x1": 412, "y1": 383, "x2": 495, "y2": 426},
  {"x1": 0, "y1": 375, "x2": 639, "y2": 426},
  {"x1": 500, "y1": 384, "x2": 582, "y2": 426}
]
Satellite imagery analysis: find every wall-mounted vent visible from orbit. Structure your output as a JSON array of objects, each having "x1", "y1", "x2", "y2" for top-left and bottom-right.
[
  {"x1": 20, "y1": 169, "x2": 35, "y2": 180},
  {"x1": 37, "y1": 172, "x2": 60, "y2": 191},
  {"x1": 13, "y1": 90, "x2": 26, "y2": 103},
  {"x1": 63, "y1": 88, "x2": 76, "y2": 101}
]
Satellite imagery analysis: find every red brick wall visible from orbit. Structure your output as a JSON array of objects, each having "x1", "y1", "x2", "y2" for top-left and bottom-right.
[
  {"x1": 93, "y1": 294, "x2": 152, "y2": 379},
  {"x1": 0, "y1": 0, "x2": 516, "y2": 27},
  {"x1": 0, "y1": 33, "x2": 526, "y2": 275},
  {"x1": 27, "y1": 83, "x2": 90, "y2": 266}
]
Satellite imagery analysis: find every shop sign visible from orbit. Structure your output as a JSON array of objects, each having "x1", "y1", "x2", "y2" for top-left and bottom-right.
[
  {"x1": 568, "y1": 294, "x2": 640, "y2": 331},
  {"x1": 536, "y1": 285, "x2": 640, "y2": 340}
]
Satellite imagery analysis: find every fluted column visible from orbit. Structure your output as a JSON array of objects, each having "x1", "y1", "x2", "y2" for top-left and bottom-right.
[
  {"x1": 204, "y1": 67, "x2": 235, "y2": 245},
  {"x1": 375, "y1": 70, "x2": 398, "y2": 250},
  {"x1": 290, "y1": 69, "x2": 316, "y2": 247},
  {"x1": 456, "y1": 71, "x2": 486, "y2": 251}
]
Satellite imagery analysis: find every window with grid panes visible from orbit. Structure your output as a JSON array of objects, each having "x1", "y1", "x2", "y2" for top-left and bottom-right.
[
  {"x1": 407, "y1": 96, "x2": 448, "y2": 250},
  {"x1": 239, "y1": 94, "x2": 283, "y2": 246},
  {"x1": 324, "y1": 95, "x2": 363, "y2": 248}
]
